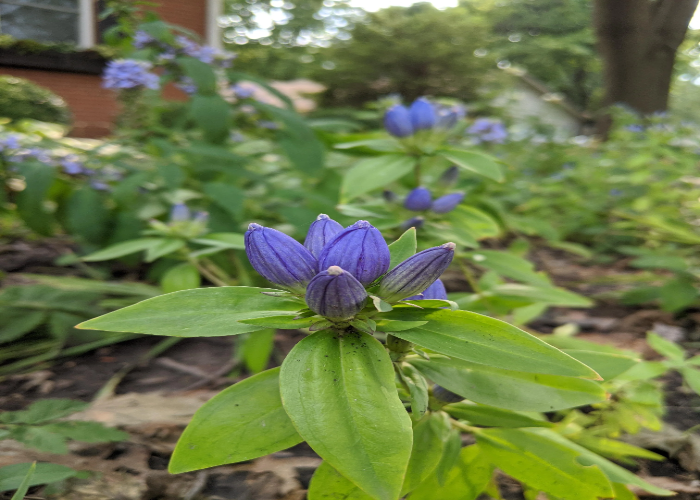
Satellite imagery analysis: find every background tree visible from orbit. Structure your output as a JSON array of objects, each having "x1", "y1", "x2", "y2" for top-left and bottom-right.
[
  {"x1": 309, "y1": 2, "x2": 493, "y2": 106},
  {"x1": 594, "y1": 0, "x2": 699, "y2": 115}
]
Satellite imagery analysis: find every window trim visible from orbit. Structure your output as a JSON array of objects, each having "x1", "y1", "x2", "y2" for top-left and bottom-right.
[{"x1": 0, "y1": 0, "x2": 94, "y2": 47}]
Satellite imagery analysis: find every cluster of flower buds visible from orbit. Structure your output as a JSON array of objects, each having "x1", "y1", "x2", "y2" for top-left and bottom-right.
[
  {"x1": 102, "y1": 60, "x2": 160, "y2": 90},
  {"x1": 384, "y1": 98, "x2": 466, "y2": 138},
  {"x1": 132, "y1": 31, "x2": 236, "y2": 69},
  {"x1": 245, "y1": 216, "x2": 455, "y2": 322},
  {"x1": 467, "y1": 118, "x2": 508, "y2": 144},
  {"x1": 404, "y1": 187, "x2": 465, "y2": 214}
]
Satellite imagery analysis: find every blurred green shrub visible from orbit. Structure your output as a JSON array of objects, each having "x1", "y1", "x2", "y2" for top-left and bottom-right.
[{"x1": 0, "y1": 76, "x2": 71, "y2": 125}]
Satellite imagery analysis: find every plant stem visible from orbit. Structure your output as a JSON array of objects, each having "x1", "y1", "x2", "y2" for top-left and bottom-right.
[{"x1": 189, "y1": 256, "x2": 229, "y2": 287}]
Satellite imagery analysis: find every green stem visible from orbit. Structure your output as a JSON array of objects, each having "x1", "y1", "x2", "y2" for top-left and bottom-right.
[
  {"x1": 188, "y1": 256, "x2": 229, "y2": 287},
  {"x1": 387, "y1": 334, "x2": 413, "y2": 362}
]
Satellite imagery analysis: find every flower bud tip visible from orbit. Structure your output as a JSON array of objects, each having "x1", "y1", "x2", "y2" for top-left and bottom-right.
[
  {"x1": 248, "y1": 222, "x2": 263, "y2": 231},
  {"x1": 327, "y1": 266, "x2": 344, "y2": 276},
  {"x1": 317, "y1": 214, "x2": 330, "y2": 220},
  {"x1": 353, "y1": 220, "x2": 371, "y2": 229},
  {"x1": 443, "y1": 242, "x2": 456, "y2": 251}
]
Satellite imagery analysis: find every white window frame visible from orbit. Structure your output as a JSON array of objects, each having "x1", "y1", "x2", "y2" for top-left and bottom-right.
[
  {"x1": 206, "y1": 0, "x2": 222, "y2": 49},
  {"x1": 0, "y1": 0, "x2": 94, "y2": 47}
]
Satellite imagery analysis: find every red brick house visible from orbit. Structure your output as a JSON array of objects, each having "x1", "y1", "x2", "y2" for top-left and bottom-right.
[{"x1": 0, "y1": 0, "x2": 223, "y2": 137}]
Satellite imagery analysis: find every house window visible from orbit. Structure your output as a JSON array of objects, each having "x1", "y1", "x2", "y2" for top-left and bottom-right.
[{"x1": 0, "y1": 0, "x2": 94, "y2": 47}]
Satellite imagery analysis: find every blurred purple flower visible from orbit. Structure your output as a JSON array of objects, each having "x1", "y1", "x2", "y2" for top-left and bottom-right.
[
  {"x1": 103, "y1": 59, "x2": 160, "y2": 90},
  {"x1": 467, "y1": 118, "x2": 507, "y2": 144},
  {"x1": 133, "y1": 30, "x2": 155, "y2": 49}
]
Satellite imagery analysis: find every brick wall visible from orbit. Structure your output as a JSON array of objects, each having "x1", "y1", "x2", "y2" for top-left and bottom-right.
[{"x1": 0, "y1": 0, "x2": 208, "y2": 138}]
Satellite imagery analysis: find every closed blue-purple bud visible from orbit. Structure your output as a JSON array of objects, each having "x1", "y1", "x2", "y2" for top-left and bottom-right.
[
  {"x1": 432, "y1": 385, "x2": 463, "y2": 403},
  {"x1": 304, "y1": 214, "x2": 344, "y2": 258},
  {"x1": 405, "y1": 278, "x2": 447, "y2": 301},
  {"x1": 378, "y1": 243, "x2": 456, "y2": 301},
  {"x1": 384, "y1": 105, "x2": 414, "y2": 138},
  {"x1": 305, "y1": 266, "x2": 368, "y2": 320},
  {"x1": 431, "y1": 192, "x2": 464, "y2": 214},
  {"x1": 245, "y1": 223, "x2": 318, "y2": 293},
  {"x1": 435, "y1": 105, "x2": 466, "y2": 129},
  {"x1": 318, "y1": 220, "x2": 390, "y2": 286},
  {"x1": 170, "y1": 203, "x2": 191, "y2": 222},
  {"x1": 404, "y1": 187, "x2": 432, "y2": 211},
  {"x1": 409, "y1": 98, "x2": 436, "y2": 131},
  {"x1": 383, "y1": 190, "x2": 398, "y2": 203},
  {"x1": 401, "y1": 216, "x2": 424, "y2": 231}
]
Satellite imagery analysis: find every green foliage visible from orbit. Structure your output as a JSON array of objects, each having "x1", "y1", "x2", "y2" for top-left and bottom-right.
[
  {"x1": 0, "y1": 399, "x2": 127, "y2": 455},
  {"x1": 0, "y1": 77, "x2": 71, "y2": 125},
  {"x1": 311, "y1": 3, "x2": 493, "y2": 106},
  {"x1": 0, "y1": 462, "x2": 76, "y2": 493}
]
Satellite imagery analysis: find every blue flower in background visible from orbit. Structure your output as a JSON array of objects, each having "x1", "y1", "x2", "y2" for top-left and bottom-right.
[
  {"x1": 170, "y1": 203, "x2": 192, "y2": 222},
  {"x1": 103, "y1": 60, "x2": 160, "y2": 90},
  {"x1": 60, "y1": 156, "x2": 85, "y2": 175},
  {"x1": 404, "y1": 187, "x2": 432, "y2": 211},
  {"x1": 625, "y1": 124, "x2": 644, "y2": 133},
  {"x1": 384, "y1": 105, "x2": 413, "y2": 138},
  {"x1": 431, "y1": 192, "x2": 464, "y2": 214},
  {"x1": 0, "y1": 134, "x2": 21, "y2": 151},
  {"x1": 467, "y1": 118, "x2": 508, "y2": 144},
  {"x1": 435, "y1": 104, "x2": 466, "y2": 129},
  {"x1": 232, "y1": 84, "x2": 255, "y2": 99},
  {"x1": 133, "y1": 30, "x2": 156, "y2": 49},
  {"x1": 609, "y1": 189, "x2": 623, "y2": 197},
  {"x1": 176, "y1": 77, "x2": 198, "y2": 95},
  {"x1": 409, "y1": 98, "x2": 436, "y2": 131}
]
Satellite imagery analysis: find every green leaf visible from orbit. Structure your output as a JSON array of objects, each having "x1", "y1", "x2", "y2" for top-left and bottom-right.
[
  {"x1": 0, "y1": 462, "x2": 76, "y2": 492},
  {"x1": 78, "y1": 286, "x2": 301, "y2": 337},
  {"x1": 388, "y1": 228, "x2": 417, "y2": 269},
  {"x1": 191, "y1": 95, "x2": 230, "y2": 143},
  {"x1": 192, "y1": 232, "x2": 246, "y2": 249},
  {"x1": 489, "y1": 284, "x2": 593, "y2": 307},
  {"x1": 371, "y1": 295, "x2": 393, "y2": 312},
  {"x1": 562, "y1": 350, "x2": 639, "y2": 381},
  {"x1": 241, "y1": 329, "x2": 276, "y2": 374},
  {"x1": 659, "y1": 276, "x2": 698, "y2": 312},
  {"x1": 402, "y1": 413, "x2": 449, "y2": 495},
  {"x1": 446, "y1": 206, "x2": 501, "y2": 242},
  {"x1": 82, "y1": 238, "x2": 163, "y2": 262},
  {"x1": 308, "y1": 462, "x2": 374, "y2": 500},
  {"x1": 434, "y1": 429, "x2": 461, "y2": 486},
  {"x1": 240, "y1": 315, "x2": 315, "y2": 329},
  {"x1": 469, "y1": 250, "x2": 550, "y2": 286},
  {"x1": 20, "y1": 274, "x2": 159, "y2": 297},
  {"x1": 573, "y1": 435, "x2": 664, "y2": 463},
  {"x1": 0, "y1": 309, "x2": 46, "y2": 343},
  {"x1": 375, "y1": 320, "x2": 428, "y2": 332},
  {"x1": 204, "y1": 183, "x2": 245, "y2": 221},
  {"x1": 646, "y1": 332, "x2": 685, "y2": 362},
  {"x1": 0, "y1": 399, "x2": 88, "y2": 425},
  {"x1": 41, "y1": 421, "x2": 128, "y2": 443},
  {"x1": 9, "y1": 462, "x2": 34, "y2": 500},
  {"x1": 680, "y1": 367, "x2": 700, "y2": 395},
  {"x1": 161, "y1": 263, "x2": 201, "y2": 293},
  {"x1": 12, "y1": 426, "x2": 68, "y2": 454},
  {"x1": 382, "y1": 308, "x2": 599, "y2": 379},
  {"x1": 144, "y1": 238, "x2": 185, "y2": 262},
  {"x1": 341, "y1": 154, "x2": 416, "y2": 202},
  {"x1": 169, "y1": 367, "x2": 302, "y2": 473},
  {"x1": 631, "y1": 255, "x2": 688, "y2": 273},
  {"x1": 438, "y1": 149, "x2": 504, "y2": 182},
  {"x1": 65, "y1": 188, "x2": 110, "y2": 245},
  {"x1": 411, "y1": 357, "x2": 606, "y2": 412},
  {"x1": 444, "y1": 402, "x2": 553, "y2": 428},
  {"x1": 280, "y1": 330, "x2": 413, "y2": 500},
  {"x1": 477, "y1": 428, "x2": 614, "y2": 500},
  {"x1": 334, "y1": 138, "x2": 403, "y2": 152},
  {"x1": 15, "y1": 162, "x2": 55, "y2": 235},
  {"x1": 178, "y1": 56, "x2": 218, "y2": 95},
  {"x1": 399, "y1": 364, "x2": 429, "y2": 418},
  {"x1": 523, "y1": 429, "x2": 673, "y2": 496},
  {"x1": 409, "y1": 445, "x2": 493, "y2": 500}
]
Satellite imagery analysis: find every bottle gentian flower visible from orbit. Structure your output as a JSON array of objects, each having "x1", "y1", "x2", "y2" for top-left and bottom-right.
[
  {"x1": 404, "y1": 187, "x2": 432, "y2": 211},
  {"x1": 431, "y1": 192, "x2": 464, "y2": 214},
  {"x1": 435, "y1": 105, "x2": 466, "y2": 129},
  {"x1": 102, "y1": 59, "x2": 160, "y2": 90},
  {"x1": 439, "y1": 165, "x2": 459, "y2": 186},
  {"x1": 318, "y1": 220, "x2": 390, "y2": 286},
  {"x1": 432, "y1": 385, "x2": 463, "y2": 403},
  {"x1": 378, "y1": 243, "x2": 455, "y2": 301},
  {"x1": 409, "y1": 98, "x2": 436, "y2": 131},
  {"x1": 467, "y1": 118, "x2": 507, "y2": 144},
  {"x1": 170, "y1": 203, "x2": 191, "y2": 222},
  {"x1": 401, "y1": 216, "x2": 424, "y2": 231},
  {"x1": 384, "y1": 105, "x2": 413, "y2": 138},
  {"x1": 304, "y1": 214, "x2": 344, "y2": 258},
  {"x1": 245, "y1": 223, "x2": 318, "y2": 293},
  {"x1": 305, "y1": 266, "x2": 368, "y2": 320},
  {"x1": 405, "y1": 278, "x2": 447, "y2": 301}
]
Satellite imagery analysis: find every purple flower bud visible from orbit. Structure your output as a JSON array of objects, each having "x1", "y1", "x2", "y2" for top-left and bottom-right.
[
  {"x1": 305, "y1": 266, "x2": 368, "y2": 320},
  {"x1": 431, "y1": 192, "x2": 464, "y2": 214},
  {"x1": 304, "y1": 214, "x2": 344, "y2": 258},
  {"x1": 409, "y1": 98, "x2": 436, "y2": 131},
  {"x1": 432, "y1": 385, "x2": 463, "y2": 403},
  {"x1": 439, "y1": 165, "x2": 459, "y2": 186},
  {"x1": 318, "y1": 220, "x2": 390, "y2": 286},
  {"x1": 245, "y1": 223, "x2": 318, "y2": 293},
  {"x1": 378, "y1": 243, "x2": 455, "y2": 301},
  {"x1": 384, "y1": 105, "x2": 413, "y2": 138},
  {"x1": 435, "y1": 104, "x2": 466, "y2": 129},
  {"x1": 404, "y1": 187, "x2": 432, "y2": 211},
  {"x1": 383, "y1": 190, "x2": 398, "y2": 203},
  {"x1": 193, "y1": 211, "x2": 209, "y2": 225},
  {"x1": 405, "y1": 278, "x2": 447, "y2": 301},
  {"x1": 400, "y1": 216, "x2": 424, "y2": 231},
  {"x1": 170, "y1": 203, "x2": 191, "y2": 222}
]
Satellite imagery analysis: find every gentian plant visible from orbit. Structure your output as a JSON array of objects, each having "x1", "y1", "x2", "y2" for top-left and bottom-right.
[{"x1": 77, "y1": 216, "x2": 669, "y2": 500}]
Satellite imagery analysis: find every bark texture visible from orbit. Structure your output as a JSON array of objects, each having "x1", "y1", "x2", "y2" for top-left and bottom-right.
[{"x1": 594, "y1": 0, "x2": 699, "y2": 114}]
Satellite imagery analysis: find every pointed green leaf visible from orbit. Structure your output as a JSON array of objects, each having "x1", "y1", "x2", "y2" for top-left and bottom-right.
[
  {"x1": 438, "y1": 149, "x2": 504, "y2": 182},
  {"x1": 78, "y1": 287, "x2": 300, "y2": 337},
  {"x1": 341, "y1": 154, "x2": 416, "y2": 202},
  {"x1": 308, "y1": 462, "x2": 374, "y2": 500},
  {"x1": 82, "y1": 238, "x2": 163, "y2": 262},
  {"x1": 0, "y1": 462, "x2": 76, "y2": 492},
  {"x1": 402, "y1": 413, "x2": 449, "y2": 495},
  {"x1": 144, "y1": 238, "x2": 185, "y2": 262},
  {"x1": 411, "y1": 357, "x2": 606, "y2": 412},
  {"x1": 170, "y1": 368, "x2": 302, "y2": 473},
  {"x1": 562, "y1": 350, "x2": 639, "y2": 381},
  {"x1": 399, "y1": 364, "x2": 429, "y2": 418},
  {"x1": 280, "y1": 330, "x2": 413, "y2": 500},
  {"x1": 388, "y1": 228, "x2": 417, "y2": 270},
  {"x1": 383, "y1": 308, "x2": 599, "y2": 379},
  {"x1": 477, "y1": 428, "x2": 614, "y2": 500},
  {"x1": 9, "y1": 462, "x2": 34, "y2": 500},
  {"x1": 161, "y1": 263, "x2": 201, "y2": 293},
  {"x1": 646, "y1": 332, "x2": 685, "y2": 362},
  {"x1": 444, "y1": 402, "x2": 553, "y2": 428}
]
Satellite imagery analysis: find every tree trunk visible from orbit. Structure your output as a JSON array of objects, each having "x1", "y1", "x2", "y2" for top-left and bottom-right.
[{"x1": 594, "y1": 0, "x2": 698, "y2": 117}]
